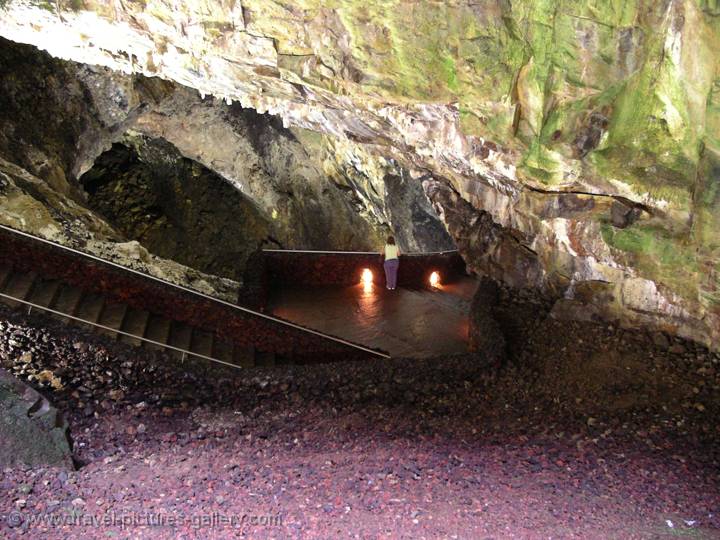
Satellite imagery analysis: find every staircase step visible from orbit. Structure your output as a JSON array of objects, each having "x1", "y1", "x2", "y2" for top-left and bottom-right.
[
  {"x1": 0, "y1": 265, "x2": 13, "y2": 290},
  {"x1": 255, "y1": 351, "x2": 276, "y2": 368},
  {"x1": 1, "y1": 271, "x2": 38, "y2": 307},
  {"x1": 27, "y1": 279, "x2": 62, "y2": 308},
  {"x1": 51, "y1": 285, "x2": 84, "y2": 323},
  {"x1": 212, "y1": 339, "x2": 236, "y2": 366},
  {"x1": 119, "y1": 308, "x2": 150, "y2": 346},
  {"x1": 74, "y1": 294, "x2": 106, "y2": 326},
  {"x1": 96, "y1": 302, "x2": 128, "y2": 338},
  {"x1": 233, "y1": 345, "x2": 255, "y2": 368},
  {"x1": 0, "y1": 262, "x2": 308, "y2": 370},
  {"x1": 189, "y1": 329, "x2": 214, "y2": 359},
  {"x1": 168, "y1": 322, "x2": 193, "y2": 360},
  {"x1": 143, "y1": 315, "x2": 172, "y2": 351},
  {"x1": 275, "y1": 353, "x2": 293, "y2": 366}
]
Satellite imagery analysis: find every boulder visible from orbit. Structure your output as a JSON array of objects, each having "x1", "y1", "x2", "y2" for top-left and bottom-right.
[{"x1": 0, "y1": 368, "x2": 73, "y2": 469}]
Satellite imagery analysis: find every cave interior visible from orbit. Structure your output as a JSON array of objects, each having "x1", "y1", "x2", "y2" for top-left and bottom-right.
[{"x1": 0, "y1": 7, "x2": 718, "y2": 536}]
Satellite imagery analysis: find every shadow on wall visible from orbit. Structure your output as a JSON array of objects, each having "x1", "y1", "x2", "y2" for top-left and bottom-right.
[
  {"x1": 383, "y1": 173, "x2": 456, "y2": 253},
  {"x1": 80, "y1": 139, "x2": 273, "y2": 282}
]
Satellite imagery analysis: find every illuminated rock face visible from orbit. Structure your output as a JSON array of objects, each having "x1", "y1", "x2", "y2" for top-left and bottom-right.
[
  {"x1": 0, "y1": 1, "x2": 718, "y2": 347},
  {"x1": 0, "y1": 37, "x2": 451, "y2": 258}
]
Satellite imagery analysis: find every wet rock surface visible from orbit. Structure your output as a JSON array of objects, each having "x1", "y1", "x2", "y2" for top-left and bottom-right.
[{"x1": 0, "y1": 300, "x2": 719, "y2": 538}]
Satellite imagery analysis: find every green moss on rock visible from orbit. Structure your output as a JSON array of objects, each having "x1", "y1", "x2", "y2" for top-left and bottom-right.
[{"x1": 601, "y1": 221, "x2": 700, "y2": 301}]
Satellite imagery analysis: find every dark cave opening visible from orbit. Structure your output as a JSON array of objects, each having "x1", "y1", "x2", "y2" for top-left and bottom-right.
[{"x1": 80, "y1": 138, "x2": 273, "y2": 282}]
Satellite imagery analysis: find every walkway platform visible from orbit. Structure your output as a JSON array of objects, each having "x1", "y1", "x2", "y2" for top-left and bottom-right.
[{"x1": 269, "y1": 277, "x2": 478, "y2": 358}]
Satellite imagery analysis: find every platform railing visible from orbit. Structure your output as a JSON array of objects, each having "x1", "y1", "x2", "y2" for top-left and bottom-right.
[
  {"x1": 261, "y1": 246, "x2": 466, "y2": 289},
  {"x1": 262, "y1": 248, "x2": 459, "y2": 255},
  {"x1": 0, "y1": 224, "x2": 391, "y2": 359}
]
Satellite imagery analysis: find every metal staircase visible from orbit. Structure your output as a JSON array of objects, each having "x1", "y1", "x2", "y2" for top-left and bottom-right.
[
  {"x1": 0, "y1": 263, "x2": 261, "y2": 368},
  {"x1": 0, "y1": 224, "x2": 393, "y2": 366}
]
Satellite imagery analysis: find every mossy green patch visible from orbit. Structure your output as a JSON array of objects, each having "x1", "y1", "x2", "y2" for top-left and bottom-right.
[
  {"x1": 707, "y1": 78, "x2": 720, "y2": 151},
  {"x1": 57, "y1": 0, "x2": 87, "y2": 12},
  {"x1": 520, "y1": 140, "x2": 565, "y2": 185},
  {"x1": 144, "y1": 2, "x2": 177, "y2": 26},
  {"x1": 332, "y1": 1, "x2": 465, "y2": 100},
  {"x1": 590, "y1": 149, "x2": 695, "y2": 208},
  {"x1": 566, "y1": 0, "x2": 639, "y2": 28},
  {"x1": 601, "y1": 222, "x2": 700, "y2": 301},
  {"x1": 27, "y1": 0, "x2": 56, "y2": 13},
  {"x1": 595, "y1": 1, "x2": 716, "y2": 207},
  {"x1": 441, "y1": 54, "x2": 459, "y2": 93},
  {"x1": 698, "y1": 0, "x2": 720, "y2": 16},
  {"x1": 693, "y1": 147, "x2": 720, "y2": 259}
]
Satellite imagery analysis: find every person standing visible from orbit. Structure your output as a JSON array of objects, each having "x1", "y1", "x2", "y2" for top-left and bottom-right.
[{"x1": 383, "y1": 236, "x2": 400, "y2": 290}]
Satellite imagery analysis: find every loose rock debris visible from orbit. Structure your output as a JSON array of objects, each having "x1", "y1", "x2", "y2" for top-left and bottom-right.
[{"x1": 0, "y1": 304, "x2": 719, "y2": 538}]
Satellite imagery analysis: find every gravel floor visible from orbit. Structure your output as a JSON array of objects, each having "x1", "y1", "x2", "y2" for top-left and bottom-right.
[{"x1": 1, "y1": 303, "x2": 719, "y2": 539}]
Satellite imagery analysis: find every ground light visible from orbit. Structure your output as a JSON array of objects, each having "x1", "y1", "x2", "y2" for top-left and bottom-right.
[
  {"x1": 429, "y1": 271, "x2": 440, "y2": 288},
  {"x1": 361, "y1": 268, "x2": 374, "y2": 293}
]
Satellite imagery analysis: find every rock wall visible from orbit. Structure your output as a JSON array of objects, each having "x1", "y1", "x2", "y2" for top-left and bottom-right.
[
  {"x1": 468, "y1": 278, "x2": 506, "y2": 367},
  {"x1": 0, "y1": 36, "x2": 452, "y2": 257},
  {"x1": 0, "y1": 156, "x2": 241, "y2": 301},
  {"x1": 0, "y1": 3, "x2": 718, "y2": 347},
  {"x1": 320, "y1": 137, "x2": 456, "y2": 252},
  {"x1": 81, "y1": 138, "x2": 273, "y2": 281},
  {"x1": 130, "y1": 88, "x2": 394, "y2": 251}
]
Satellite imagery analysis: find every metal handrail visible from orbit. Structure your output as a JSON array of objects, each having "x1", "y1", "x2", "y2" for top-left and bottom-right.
[
  {"x1": 0, "y1": 224, "x2": 390, "y2": 359},
  {"x1": 0, "y1": 291, "x2": 242, "y2": 370},
  {"x1": 262, "y1": 248, "x2": 459, "y2": 256}
]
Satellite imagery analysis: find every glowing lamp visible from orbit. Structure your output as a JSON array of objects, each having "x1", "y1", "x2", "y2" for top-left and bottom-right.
[
  {"x1": 361, "y1": 268, "x2": 374, "y2": 292},
  {"x1": 429, "y1": 271, "x2": 440, "y2": 288}
]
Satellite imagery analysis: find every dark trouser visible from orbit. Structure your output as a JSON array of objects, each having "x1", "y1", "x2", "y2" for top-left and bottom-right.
[{"x1": 384, "y1": 258, "x2": 399, "y2": 289}]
